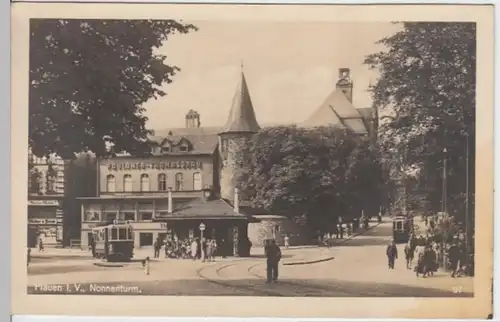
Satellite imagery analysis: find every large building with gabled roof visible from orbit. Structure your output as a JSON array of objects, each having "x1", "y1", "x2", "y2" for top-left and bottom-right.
[{"x1": 78, "y1": 67, "x2": 377, "y2": 254}]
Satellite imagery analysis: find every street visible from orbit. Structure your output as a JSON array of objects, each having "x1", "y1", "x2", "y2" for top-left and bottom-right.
[{"x1": 27, "y1": 218, "x2": 473, "y2": 297}]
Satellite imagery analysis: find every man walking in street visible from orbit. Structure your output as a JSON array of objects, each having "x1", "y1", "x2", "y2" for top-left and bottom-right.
[
  {"x1": 265, "y1": 239, "x2": 282, "y2": 283},
  {"x1": 386, "y1": 239, "x2": 398, "y2": 269}
]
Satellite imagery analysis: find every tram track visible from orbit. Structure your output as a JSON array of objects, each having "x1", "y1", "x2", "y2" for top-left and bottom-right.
[
  {"x1": 195, "y1": 260, "x2": 286, "y2": 297},
  {"x1": 246, "y1": 262, "x2": 405, "y2": 297}
]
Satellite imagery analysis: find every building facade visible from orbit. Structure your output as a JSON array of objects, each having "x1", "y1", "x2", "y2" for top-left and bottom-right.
[
  {"x1": 77, "y1": 67, "x2": 377, "y2": 255},
  {"x1": 27, "y1": 151, "x2": 96, "y2": 247}
]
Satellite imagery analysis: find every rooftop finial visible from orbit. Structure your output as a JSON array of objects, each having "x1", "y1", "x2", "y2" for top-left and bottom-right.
[{"x1": 240, "y1": 60, "x2": 244, "y2": 72}]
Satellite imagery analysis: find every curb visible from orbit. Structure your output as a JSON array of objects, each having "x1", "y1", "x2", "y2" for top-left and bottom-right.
[
  {"x1": 282, "y1": 220, "x2": 385, "y2": 266},
  {"x1": 93, "y1": 262, "x2": 124, "y2": 268},
  {"x1": 283, "y1": 255, "x2": 335, "y2": 266}
]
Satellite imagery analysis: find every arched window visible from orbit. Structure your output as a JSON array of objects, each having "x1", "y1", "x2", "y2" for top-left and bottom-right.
[
  {"x1": 140, "y1": 174, "x2": 149, "y2": 192},
  {"x1": 106, "y1": 175, "x2": 116, "y2": 192},
  {"x1": 123, "y1": 174, "x2": 132, "y2": 192},
  {"x1": 158, "y1": 174, "x2": 167, "y2": 191},
  {"x1": 175, "y1": 173, "x2": 184, "y2": 191},
  {"x1": 193, "y1": 172, "x2": 202, "y2": 191}
]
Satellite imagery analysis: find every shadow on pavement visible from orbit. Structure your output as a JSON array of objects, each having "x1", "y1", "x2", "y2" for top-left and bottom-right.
[{"x1": 27, "y1": 278, "x2": 473, "y2": 297}]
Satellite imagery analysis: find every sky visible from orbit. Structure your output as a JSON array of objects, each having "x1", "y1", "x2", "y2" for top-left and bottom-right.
[{"x1": 144, "y1": 21, "x2": 402, "y2": 131}]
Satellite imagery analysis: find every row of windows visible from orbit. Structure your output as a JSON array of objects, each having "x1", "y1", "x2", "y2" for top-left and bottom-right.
[{"x1": 105, "y1": 173, "x2": 203, "y2": 192}]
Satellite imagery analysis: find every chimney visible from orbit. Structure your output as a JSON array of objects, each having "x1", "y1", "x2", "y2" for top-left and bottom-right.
[
  {"x1": 339, "y1": 68, "x2": 350, "y2": 80},
  {"x1": 167, "y1": 188, "x2": 173, "y2": 213},
  {"x1": 234, "y1": 188, "x2": 239, "y2": 214}
]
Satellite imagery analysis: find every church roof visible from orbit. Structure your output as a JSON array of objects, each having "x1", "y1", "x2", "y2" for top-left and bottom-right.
[
  {"x1": 220, "y1": 71, "x2": 261, "y2": 134},
  {"x1": 302, "y1": 89, "x2": 368, "y2": 134}
]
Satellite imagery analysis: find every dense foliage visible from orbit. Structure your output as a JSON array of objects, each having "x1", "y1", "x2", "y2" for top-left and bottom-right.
[
  {"x1": 29, "y1": 19, "x2": 197, "y2": 159},
  {"x1": 233, "y1": 126, "x2": 381, "y2": 232},
  {"x1": 365, "y1": 22, "x2": 476, "y2": 225}
]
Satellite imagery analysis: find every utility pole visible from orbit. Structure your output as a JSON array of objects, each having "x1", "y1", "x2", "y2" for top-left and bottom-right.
[{"x1": 441, "y1": 147, "x2": 448, "y2": 270}]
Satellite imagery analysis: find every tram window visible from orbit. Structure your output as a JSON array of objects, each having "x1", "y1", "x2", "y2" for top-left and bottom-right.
[
  {"x1": 396, "y1": 221, "x2": 403, "y2": 230},
  {"x1": 111, "y1": 228, "x2": 118, "y2": 240},
  {"x1": 119, "y1": 228, "x2": 127, "y2": 240},
  {"x1": 127, "y1": 228, "x2": 133, "y2": 240}
]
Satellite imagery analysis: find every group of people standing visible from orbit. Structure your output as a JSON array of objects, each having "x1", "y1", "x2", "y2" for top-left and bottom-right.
[
  {"x1": 153, "y1": 236, "x2": 221, "y2": 262},
  {"x1": 387, "y1": 232, "x2": 468, "y2": 278}
]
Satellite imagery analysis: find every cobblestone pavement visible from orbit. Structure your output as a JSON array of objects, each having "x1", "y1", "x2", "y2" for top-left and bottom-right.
[{"x1": 26, "y1": 218, "x2": 473, "y2": 297}]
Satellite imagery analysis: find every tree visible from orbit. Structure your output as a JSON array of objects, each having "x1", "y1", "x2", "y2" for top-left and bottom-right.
[
  {"x1": 233, "y1": 125, "x2": 381, "y2": 232},
  {"x1": 365, "y1": 22, "x2": 476, "y2": 223},
  {"x1": 28, "y1": 158, "x2": 41, "y2": 194},
  {"x1": 29, "y1": 19, "x2": 197, "y2": 159}
]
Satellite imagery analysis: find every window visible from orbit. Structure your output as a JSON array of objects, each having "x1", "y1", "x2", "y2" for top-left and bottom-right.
[
  {"x1": 161, "y1": 147, "x2": 170, "y2": 153},
  {"x1": 179, "y1": 145, "x2": 188, "y2": 152},
  {"x1": 221, "y1": 139, "x2": 229, "y2": 152},
  {"x1": 139, "y1": 233, "x2": 153, "y2": 246},
  {"x1": 85, "y1": 212, "x2": 100, "y2": 222},
  {"x1": 193, "y1": 172, "x2": 202, "y2": 191},
  {"x1": 123, "y1": 174, "x2": 132, "y2": 192},
  {"x1": 118, "y1": 228, "x2": 127, "y2": 240},
  {"x1": 158, "y1": 173, "x2": 167, "y2": 191},
  {"x1": 120, "y1": 212, "x2": 135, "y2": 221},
  {"x1": 106, "y1": 175, "x2": 116, "y2": 192},
  {"x1": 140, "y1": 174, "x2": 149, "y2": 192},
  {"x1": 175, "y1": 173, "x2": 184, "y2": 191},
  {"x1": 111, "y1": 228, "x2": 118, "y2": 240},
  {"x1": 139, "y1": 212, "x2": 153, "y2": 221}
]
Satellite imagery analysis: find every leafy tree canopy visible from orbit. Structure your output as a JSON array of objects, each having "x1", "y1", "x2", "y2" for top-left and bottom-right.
[
  {"x1": 233, "y1": 126, "x2": 381, "y2": 231},
  {"x1": 30, "y1": 19, "x2": 197, "y2": 159},
  {"x1": 365, "y1": 22, "x2": 476, "y2": 219}
]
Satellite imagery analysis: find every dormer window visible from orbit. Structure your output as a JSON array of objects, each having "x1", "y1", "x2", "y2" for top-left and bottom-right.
[
  {"x1": 179, "y1": 145, "x2": 188, "y2": 152},
  {"x1": 161, "y1": 147, "x2": 170, "y2": 153}
]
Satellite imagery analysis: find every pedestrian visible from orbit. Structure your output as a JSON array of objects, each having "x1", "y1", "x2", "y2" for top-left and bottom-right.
[
  {"x1": 386, "y1": 239, "x2": 398, "y2": 269},
  {"x1": 404, "y1": 243, "x2": 414, "y2": 269},
  {"x1": 448, "y1": 242, "x2": 460, "y2": 278},
  {"x1": 220, "y1": 238, "x2": 226, "y2": 258},
  {"x1": 27, "y1": 248, "x2": 31, "y2": 267},
  {"x1": 191, "y1": 238, "x2": 198, "y2": 260},
  {"x1": 153, "y1": 238, "x2": 160, "y2": 259},
  {"x1": 265, "y1": 239, "x2": 282, "y2": 283},
  {"x1": 38, "y1": 238, "x2": 44, "y2": 252},
  {"x1": 206, "y1": 239, "x2": 213, "y2": 262},
  {"x1": 284, "y1": 235, "x2": 290, "y2": 249}
]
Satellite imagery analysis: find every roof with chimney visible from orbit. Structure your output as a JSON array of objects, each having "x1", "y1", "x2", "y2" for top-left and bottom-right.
[
  {"x1": 148, "y1": 127, "x2": 220, "y2": 155},
  {"x1": 220, "y1": 71, "x2": 261, "y2": 134}
]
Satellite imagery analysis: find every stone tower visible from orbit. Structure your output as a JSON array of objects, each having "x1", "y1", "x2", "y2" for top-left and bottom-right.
[
  {"x1": 218, "y1": 69, "x2": 261, "y2": 201},
  {"x1": 336, "y1": 68, "x2": 353, "y2": 102},
  {"x1": 185, "y1": 109, "x2": 201, "y2": 128}
]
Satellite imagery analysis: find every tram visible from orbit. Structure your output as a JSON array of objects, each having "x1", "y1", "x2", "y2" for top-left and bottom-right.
[
  {"x1": 392, "y1": 215, "x2": 414, "y2": 243},
  {"x1": 92, "y1": 223, "x2": 134, "y2": 262}
]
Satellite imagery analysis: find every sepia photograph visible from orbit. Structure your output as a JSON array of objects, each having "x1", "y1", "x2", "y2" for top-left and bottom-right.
[{"x1": 11, "y1": 3, "x2": 493, "y2": 319}]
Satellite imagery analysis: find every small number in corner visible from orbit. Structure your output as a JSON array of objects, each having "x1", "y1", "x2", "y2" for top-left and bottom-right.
[{"x1": 452, "y1": 286, "x2": 463, "y2": 294}]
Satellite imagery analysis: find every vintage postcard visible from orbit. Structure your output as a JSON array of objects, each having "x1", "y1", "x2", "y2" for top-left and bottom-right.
[{"x1": 11, "y1": 3, "x2": 493, "y2": 319}]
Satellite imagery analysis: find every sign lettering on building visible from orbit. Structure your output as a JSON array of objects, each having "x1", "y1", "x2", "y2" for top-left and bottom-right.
[
  {"x1": 107, "y1": 160, "x2": 202, "y2": 171},
  {"x1": 28, "y1": 218, "x2": 46, "y2": 225},
  {"x1": 28, "y1": 200, "x2": 60, "y2": 206}
]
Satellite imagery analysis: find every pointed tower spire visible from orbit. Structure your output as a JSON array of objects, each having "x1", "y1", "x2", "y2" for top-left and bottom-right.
[{"x1": 220, "y1": 69, "x2": 261, "y2": 134}]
